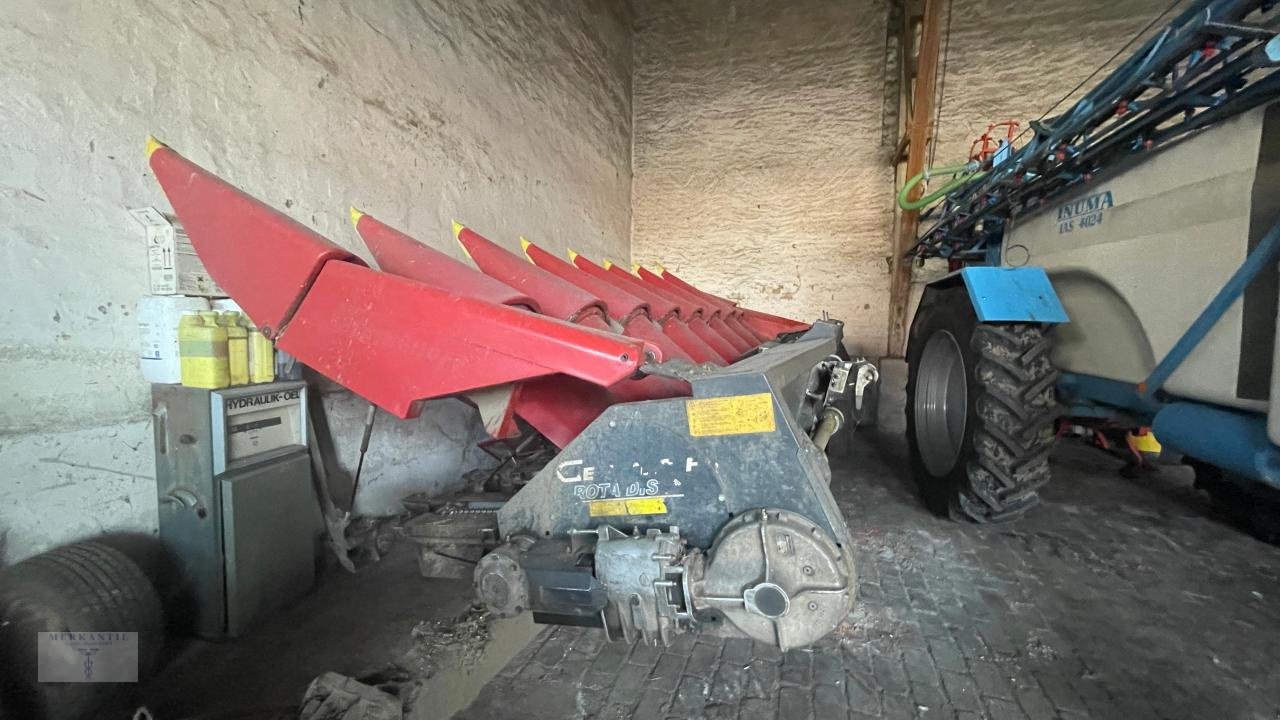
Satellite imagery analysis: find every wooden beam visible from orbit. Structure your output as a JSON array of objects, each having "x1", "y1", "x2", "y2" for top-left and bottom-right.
[
  {"x1": 892, "y1": 5, "x2": 916, "y2": 164},
  {"x1": 885, "y1": 0, "x2": 943, "y2": 357}
]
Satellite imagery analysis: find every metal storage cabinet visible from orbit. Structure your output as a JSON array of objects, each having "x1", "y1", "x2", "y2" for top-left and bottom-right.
[{"x1": 152, "y1": 381, "x2": 315, "y2": 638}]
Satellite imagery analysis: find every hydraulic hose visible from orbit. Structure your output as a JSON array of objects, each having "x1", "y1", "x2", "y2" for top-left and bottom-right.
[
  {"x1": 897, "y1": 162, "x2": 983, "y2": 211},
  {"x1": 811, "y1": 407, "x2": 844, "y2": 452}
]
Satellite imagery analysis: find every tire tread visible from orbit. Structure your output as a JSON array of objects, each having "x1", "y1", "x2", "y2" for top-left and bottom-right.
[{"x1": 956, "y1": 322, "x2": 1058, "y2": 522}]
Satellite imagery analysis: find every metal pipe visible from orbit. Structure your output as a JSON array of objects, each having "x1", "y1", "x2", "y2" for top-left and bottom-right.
[{"x1": 348, "y1": 403, "x2": 378, "y2": 509}]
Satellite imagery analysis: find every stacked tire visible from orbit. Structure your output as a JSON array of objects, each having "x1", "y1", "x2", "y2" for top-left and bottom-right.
[
  {"x1": 0, "y1": 541, "x2": 164, "y2": 720},
  {"x1": 906, "y1": 285, "x2": 1059, "y2": 522}
]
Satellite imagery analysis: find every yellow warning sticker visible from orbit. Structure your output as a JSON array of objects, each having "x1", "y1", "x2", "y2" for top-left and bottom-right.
[
  {"x1": 588, "y1": 497, "x2": 669, "y2": 517},
  {"x1": 624, "y1": 497, "x2": 668, "y2": 515},
  {"x1": 685, "y1": 393, "x2": 776, "y2": 437},
  {"x1": 588, "y1": 500, "x2": 626, "y2": 517}
]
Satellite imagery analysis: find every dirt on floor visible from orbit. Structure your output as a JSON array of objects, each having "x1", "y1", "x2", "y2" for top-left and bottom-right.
[
  {"x1": 405, "y1": 604, "x2": 495, "y2": 678},
  {"x1": 140, "y1": 547, "x2": 537, "y2": 720},
  {"x1": 458, "y1": 432, "x2": 1280, "y2": 720}
]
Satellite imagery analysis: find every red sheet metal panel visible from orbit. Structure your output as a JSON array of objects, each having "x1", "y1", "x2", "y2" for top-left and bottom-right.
[
  {"x1": 353, "y1": 210, "x2": 539, "y2": 311},
  {"x1": 634, "y1": 265, "x2": 762, "y2": 353},
  {"x1": 633, "y1": 264, "x2": 709, "y2": 319},
  {"x1": 713, "y1": 314, "x2": 759, "y2": 353},
  {"x1": 737, "y1": 308, "x2": 811, "y2": 340},
  {"x1": 356, "y1": 221, "x2": 684, "y2": 432},
  {"x1": 603, "y1": 263, "x2": 737, "y2": 361},
  {"x1": 516, "y1": 368, "x2": 690, "y2": 448},
  {"x1": 449, "y1": 230, "x2": 682, "y2": 401},
  {"x1": 653, "y1": 268, "x2": 769, "y2": 343},
  {"x1": 570, "y1": 254, "x2": 680, "y2": 322},
  {"x1": 709, "y1": 316, "x2": 755, "y2": 355},
  {"x1": 646, "y1": 268, "x2": 749, "y2": 331},
  {"x1": 522, "y1": 240, "x2": 647, "y2": 325},
  {"x1": 607, "y1": 261, "x2": 695, "y2": 318},
  {"x1": 659, "y1": 267, "x2": 810, "y2": 338},
  {"x1": 512, "y1": 376, "x2": 613, "y2": 448},
  {"x1": 567, "y1": 310, "x2": 685, "y2": 399},
  {"x1": 278, "y1": 262, "x2": 653, "y2": 418},
  {"x1": 521, "y1": 239, "x2": 695, "y2": 364},
  {"x1": 632, "y1": 266, "x2": 756, "y2": 351},
  {"x1": 723, "y1": 313, "x2": 770, "y2": 345},
  {"x1": 616, "y1": 318, "x2": 693, "y2": 364},
  {"x1": 683, "y1": 316, "x2": 739, "y2": 363},
  {"x1": 147, "y1": 139, "x2": 360, "y2": 337},
  {"x1": 148, "y1": 138, "x2": 689, "y2": 447},
  {"x1": 456, "y1": 224, "x2": 607, "y2": 324},
  {"x1": 655, "y1": 267, "x2": 732, "y2": 308},
  {"x1": 658, "y1": 320, "x2": 723, "y2": 365},
  {"x1": 568, "y1": 253, "x2": 724, "y2": 364}
]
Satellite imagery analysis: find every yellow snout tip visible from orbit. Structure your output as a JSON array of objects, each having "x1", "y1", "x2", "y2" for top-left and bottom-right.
[{"x1": 145, "y1": 135, "x2": 166, "y2": 158}]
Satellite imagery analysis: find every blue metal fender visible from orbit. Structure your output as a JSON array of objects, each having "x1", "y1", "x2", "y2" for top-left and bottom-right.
[{"x1": 927, "y1": 266, "x2": 1069, "y2": 324}]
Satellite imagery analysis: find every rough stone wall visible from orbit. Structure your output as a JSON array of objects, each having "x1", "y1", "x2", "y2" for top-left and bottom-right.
[
  {"x1": 931, "y1": 0, "x2": 1170, "y2": 166},
  {"x1": 630, "y1": 0, "x2": 896, "y2": 357},
  {"x1": 631, "y1": 0, "x2": 1169, "y2": 357},
  {"x1": 0, "y1": 0, "x2": 632, "y2": 563}
]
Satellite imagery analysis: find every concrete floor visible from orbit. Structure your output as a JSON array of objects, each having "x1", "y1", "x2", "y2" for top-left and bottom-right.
[
  {"x1": 457, "y1": 432, "x2": 1280, "y2": 720},
  {"x1": 138, "y1": 430, "x2": 1280, "y2": 719},
  {"x1": 141, "y1": 546, "x2": 539, "y2": 720}
]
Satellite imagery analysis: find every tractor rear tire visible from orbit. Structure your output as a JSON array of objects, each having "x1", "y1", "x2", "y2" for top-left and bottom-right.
[{"x1": 906, "y1": 286, "x2": 1058, "y2": 522}]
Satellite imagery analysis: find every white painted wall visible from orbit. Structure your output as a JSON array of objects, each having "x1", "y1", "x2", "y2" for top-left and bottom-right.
[{"x1": 0, "y1": 0, "x2": 633, "y2": 564}]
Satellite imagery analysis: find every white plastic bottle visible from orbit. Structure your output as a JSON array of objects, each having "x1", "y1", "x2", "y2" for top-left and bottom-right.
[{"x1": 137, "y1": 295, "x2": 211, "y2": 383}]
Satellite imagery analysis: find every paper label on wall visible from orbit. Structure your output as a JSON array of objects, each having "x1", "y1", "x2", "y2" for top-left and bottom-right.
[
  {"x1": 588, "y1": 497, "x2": 669, "y2": 517},
  {"x1": 685, "y1": 393, "x2": 776, "y2": 437},
  {"x1": 131, "y1": 206, "x2": 226, "y2": 297}
]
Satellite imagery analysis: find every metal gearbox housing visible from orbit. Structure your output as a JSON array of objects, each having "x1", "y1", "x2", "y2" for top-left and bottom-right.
[
  {"x1": 592, "y1": 526, "x2": 691, "y2": 645},
  {"x1": 475, "y1": 322, "x2": 866, "y2": 650},
  {"x1": 688, "y1": 509, "x2": 853, "y2": 650}
]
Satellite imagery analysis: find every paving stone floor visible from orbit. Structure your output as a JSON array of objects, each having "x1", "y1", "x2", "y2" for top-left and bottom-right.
[{"x1": 456, "y1": 432, "x2": 1280, "y2": 719}]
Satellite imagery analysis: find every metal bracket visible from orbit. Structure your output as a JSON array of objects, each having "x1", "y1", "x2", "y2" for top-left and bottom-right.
[{"x1": 639, "y1": 357, "x2": 722, "y2": 382}]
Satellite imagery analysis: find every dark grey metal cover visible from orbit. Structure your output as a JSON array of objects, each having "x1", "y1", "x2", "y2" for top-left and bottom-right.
[
  {"x1": 498, "y1": 323, "x2": 852, "y2": 551},
  {"x1": 221, "y1": 449, "x2": 316, "y2": 637}
]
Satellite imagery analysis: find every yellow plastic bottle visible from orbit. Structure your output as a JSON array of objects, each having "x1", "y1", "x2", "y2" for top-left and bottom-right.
[
  {"x1": 246, "y1": 318, "x2": 275, "y2": 384},
  {"x1": 219, "y1": 311, "x2": 250, "y2": 386},
  {"x1": 178, "y1": 311, "x2": 230, "y2": 389}
]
